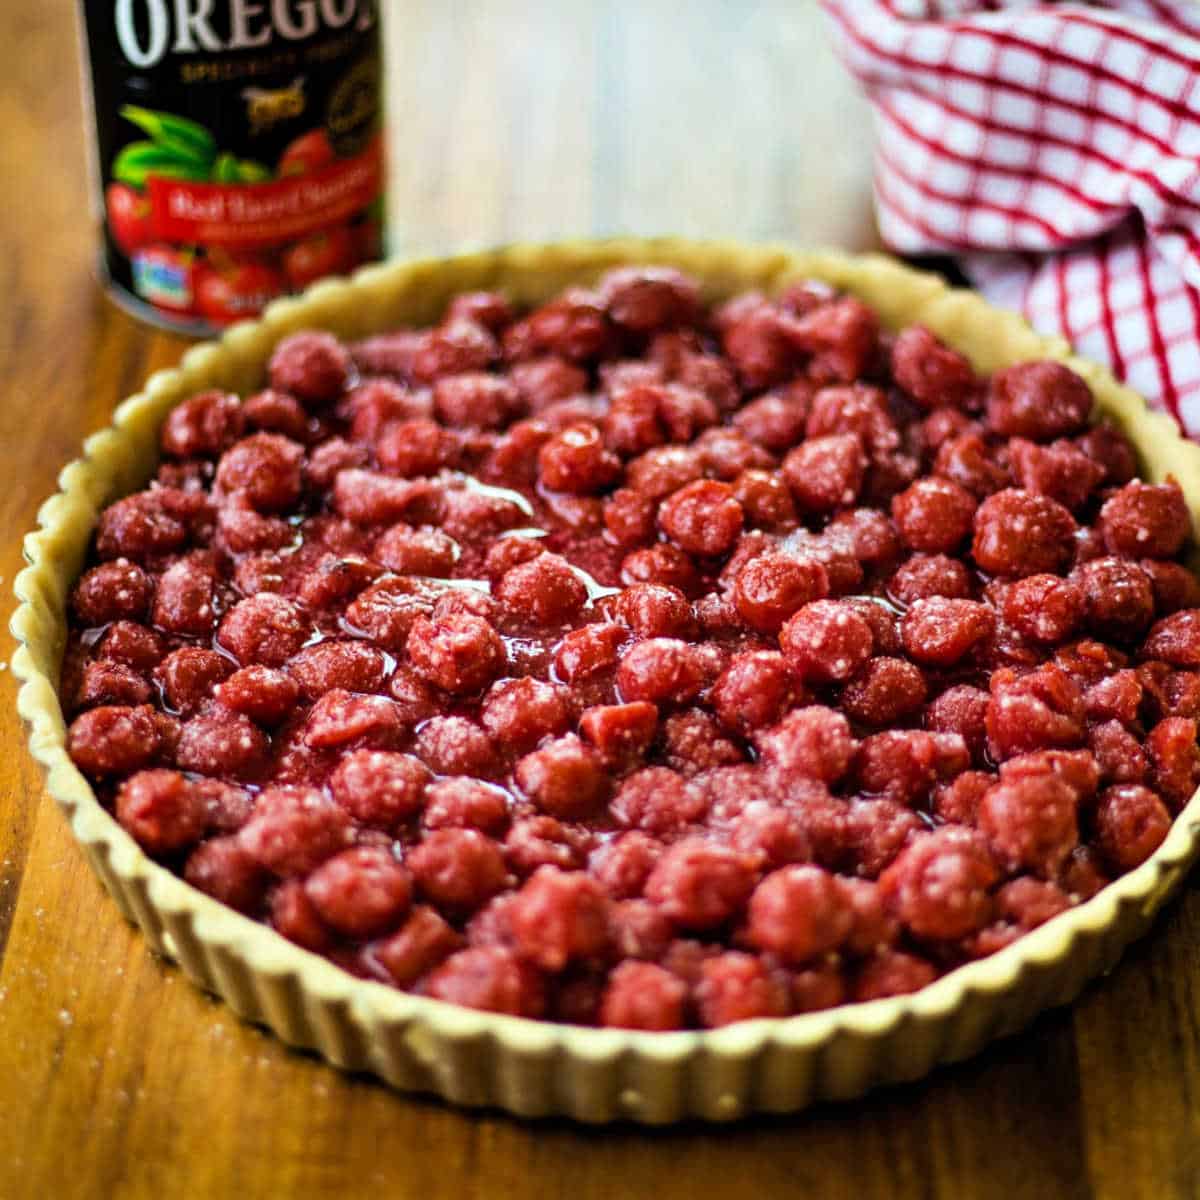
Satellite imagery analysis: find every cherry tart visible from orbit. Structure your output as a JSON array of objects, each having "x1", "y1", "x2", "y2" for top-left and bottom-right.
[{"x1": 61, "y1": 265, "x2": 1200, "y2": 1031}]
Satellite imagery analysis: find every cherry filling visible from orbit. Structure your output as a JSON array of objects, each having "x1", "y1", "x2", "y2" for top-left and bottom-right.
[{"x1": 62, "y1": 267, "x2": 1199, "y2": 1030}]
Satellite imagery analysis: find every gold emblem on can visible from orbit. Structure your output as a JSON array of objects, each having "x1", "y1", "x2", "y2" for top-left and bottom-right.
[{"x1": 242, "y1": 77, "x2": 307, "y2": 136}]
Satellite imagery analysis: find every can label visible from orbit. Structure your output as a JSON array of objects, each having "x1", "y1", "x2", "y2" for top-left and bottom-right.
[{"x1": 78, "y1": 0, "x2": 385, "y2": 333}]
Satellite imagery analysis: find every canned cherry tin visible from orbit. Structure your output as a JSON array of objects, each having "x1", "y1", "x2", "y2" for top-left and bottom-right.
[{"x1": 77, "y1": 0, "x2": 386, "y2": 335}]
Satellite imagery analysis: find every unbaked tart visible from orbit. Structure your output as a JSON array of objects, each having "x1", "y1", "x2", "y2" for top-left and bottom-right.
[{"x1": 14, "y1": 239, "x2": 1200, "y2": 1122}]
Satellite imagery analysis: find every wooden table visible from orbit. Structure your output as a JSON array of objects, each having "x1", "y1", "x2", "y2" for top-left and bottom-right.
[{"x1": 2, "y1": 4, "x2": 1198, "y2": 1197}]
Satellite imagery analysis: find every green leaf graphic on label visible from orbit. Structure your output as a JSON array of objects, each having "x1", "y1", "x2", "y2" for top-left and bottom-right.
[
  {"x1": 236, "y1": 159, "x2": 273, "y2": 183},
  {"x1": 120, "y1": 105, "x2": 216, "y2": 169},
  {"x1": 213, "y1": 152, "x2": 242, "y2": 184},
  {"x1": 113, "y1": 141, "x2": 211, "y2": 189},
  {"x1": 121, "y1": 106, "x2": 218, "y2": 168},
  {"x1": 214, "y1": 154, "x2": 272, "y2": 184}
]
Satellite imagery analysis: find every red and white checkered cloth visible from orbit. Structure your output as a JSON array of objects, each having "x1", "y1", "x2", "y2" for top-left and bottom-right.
[{"x1": 821, "y1": 0, "x2": 1200, "y2": 436}]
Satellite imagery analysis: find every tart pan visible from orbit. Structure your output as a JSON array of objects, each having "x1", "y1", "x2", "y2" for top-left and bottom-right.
[{"x1": 12, "y1": 238, "x2": 1200, "y2": 1124}]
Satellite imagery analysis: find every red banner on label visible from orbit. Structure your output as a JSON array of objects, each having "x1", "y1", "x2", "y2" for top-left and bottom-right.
[{"x1": 148, "y1": 136, "x2": 384, "y2": 249}]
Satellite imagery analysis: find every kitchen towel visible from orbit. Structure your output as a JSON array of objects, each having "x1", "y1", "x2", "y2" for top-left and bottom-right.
[{"x1": 822, "y1": 0, "x2": 1200, "y2": 435}]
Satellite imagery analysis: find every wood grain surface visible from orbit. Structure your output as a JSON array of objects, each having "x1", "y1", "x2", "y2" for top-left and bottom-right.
[{"x1": 1, "y1": 4, "x2": 1198, "y2": 1198}]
